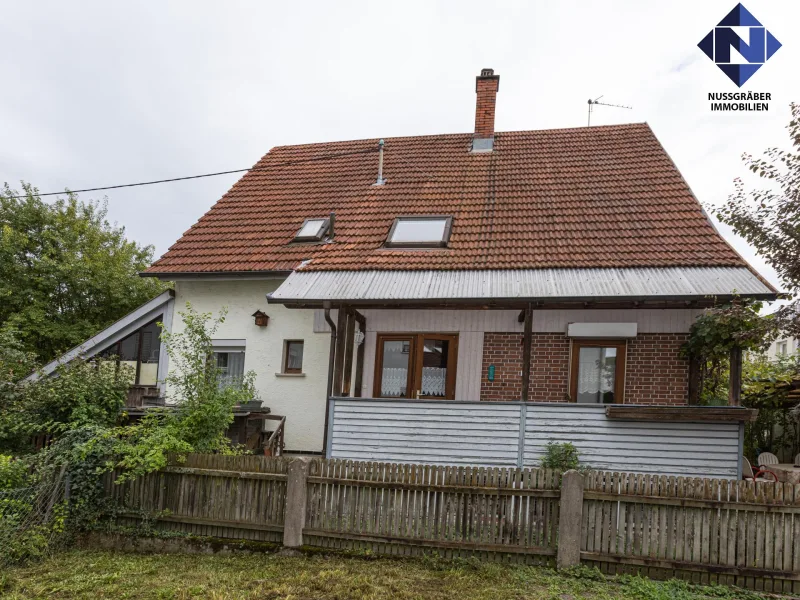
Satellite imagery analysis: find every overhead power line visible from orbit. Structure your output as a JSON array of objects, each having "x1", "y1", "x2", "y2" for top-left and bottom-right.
[{"x1": 4, "y1": 148, "x2": 377, "y2": 200}]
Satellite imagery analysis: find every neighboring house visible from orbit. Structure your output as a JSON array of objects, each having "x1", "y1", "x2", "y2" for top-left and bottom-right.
[
  {"x1": 766, "y1": 336, "x2": 799, "y2": 360},
  {"x1": 46, "y1": 69, "x2": 776, "y2": 477}
]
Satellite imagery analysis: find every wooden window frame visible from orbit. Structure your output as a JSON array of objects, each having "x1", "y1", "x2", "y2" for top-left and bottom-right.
[
  {"x1": 569, "y1": 339, "x2": 627, "y2": 404},
  {"x1": 283, "y1": 340, "x2": 305, "y2": 374},
  {"x1": 384, "y1": 216, "x2": 453, "y2": 248},
  {"x1": 373, "y1": 333, "x2": 458, "y2": 399}
]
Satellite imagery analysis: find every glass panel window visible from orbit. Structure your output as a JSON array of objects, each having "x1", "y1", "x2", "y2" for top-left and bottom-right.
[
  {"x1": 420, "y1": 338, "x2": 450, "y2": 397},
  {"x1": 214, "y1": 351, "x2": 245, "y2": 388},
  {"x1": 118, "y1": 331, "x2": 139, "y2": 385},
  {"x1": 374, "y1": 334, "x2": 458, "y2": 399},
  {"x1": 386, "y1": 216, "x2": 452, "y2": 247},
  {"x1": 137, "y1": 321, "x2": 161, "y2": 386},
  {"x1": 379, "y1": 339, "x2": 412, "y2": 397},
  {"x1": 570, "y1": 341, "x2": 626, "y2": 404},
  {"x1": 284, "y1": 341, "x2": 304, "y2": 373},
  {"x1": 294, "y1": 218, "x2": 329, "y2": 242}
]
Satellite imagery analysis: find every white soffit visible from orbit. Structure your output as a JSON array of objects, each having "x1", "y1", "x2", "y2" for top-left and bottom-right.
[
  {"x1": 567, "y1": 322, "x2": 638, "y2": 338},
  {"x1": 268, "y1": 267, "x2": 775, "y2": 304}
]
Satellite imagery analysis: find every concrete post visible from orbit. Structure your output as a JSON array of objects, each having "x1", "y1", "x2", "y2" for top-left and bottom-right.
[
  {"x1": 283, "y1": 459, "x2": 310, "y2": 548},
  {"x1": 556, "y1": 470, "x2": 584, "y2": 569}
]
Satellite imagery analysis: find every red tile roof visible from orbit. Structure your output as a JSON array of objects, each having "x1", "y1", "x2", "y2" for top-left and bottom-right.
[{"x1": 146, "y1": 123, "x2": 747, "y2": 274}]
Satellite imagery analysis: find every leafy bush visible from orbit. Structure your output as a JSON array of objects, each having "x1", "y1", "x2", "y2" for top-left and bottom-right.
[
  {"x1": 83, "y1": 304, "x2": 257, "y2": 482},
  {"x1": 681, "y1": 300, "x2": 777, "y2": 405},
  {"x1": 540, "y1": 442, "x2": 589, "y2": 472},
  {"x1": 0, "y1": 352, "x2": 131, "y2": 455},
  {"x1": 0, "y1": 455, "x2": 30, "y2": 490}
]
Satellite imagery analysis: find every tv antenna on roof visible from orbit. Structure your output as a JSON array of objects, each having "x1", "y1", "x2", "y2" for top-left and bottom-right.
[{"x1": 587, "y1": 95, "x2": 632, "y2": 126}]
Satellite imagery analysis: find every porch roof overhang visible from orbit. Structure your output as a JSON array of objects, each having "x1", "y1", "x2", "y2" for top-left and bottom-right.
[{"x1": 266, "y1": 267, "x2": 777, "y2": 308}]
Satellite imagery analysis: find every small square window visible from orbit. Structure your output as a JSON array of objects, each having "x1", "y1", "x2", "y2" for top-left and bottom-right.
[
  {"x1": 213, "y1": 350, "x2": 245, "y2": 389},
  {"x1": 283, "y1": 340, "x2": 304, "y2": 373},
  {"x1": 385, "y1": 216, "x2": 453, "y2": 248},
  {"x1": 293, "y1": 218, "x2": 330, "y2": 243}
]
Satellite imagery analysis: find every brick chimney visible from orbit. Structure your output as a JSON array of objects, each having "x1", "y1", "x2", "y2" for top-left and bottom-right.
[{"x1": 472, "y1": 68, "x2": 500, "y2": 152}]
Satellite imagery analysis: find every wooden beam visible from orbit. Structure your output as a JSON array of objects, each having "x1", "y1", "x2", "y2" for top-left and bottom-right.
[
  {"x1": 605, "y1": 405, "x2": 758, "y2": 423},
  {"x1": 353, "y1": 311, "x2": 366, "y2": 398},
  {"x1": 341, "y1": 308, "x2": 356, "y2": 396},
  {"x1": 520, "y1": 303, "x2": 533, "y2": 402},
  {"x1": 687, "y1": 353, "x2": 701, "y2": 405},
  {"x1": 729, "y1": 346, "x2": 743, "y2": 407},
  {"x1": 332, "y1": 307, "x2": 348, "y2": 396}
]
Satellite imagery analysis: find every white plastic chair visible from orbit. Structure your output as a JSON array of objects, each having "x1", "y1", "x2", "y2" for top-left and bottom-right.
[{"x1": 757, "y1": 452, "x2": 779, "y2": 466}]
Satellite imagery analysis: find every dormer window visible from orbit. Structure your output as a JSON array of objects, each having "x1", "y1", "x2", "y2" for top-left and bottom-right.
[
  {"x1": 293, "y1": 218, "x2": 330, "y2": 243},
  {"x1": 385, "y1": 216, "x2": 453, "y2": 248}
]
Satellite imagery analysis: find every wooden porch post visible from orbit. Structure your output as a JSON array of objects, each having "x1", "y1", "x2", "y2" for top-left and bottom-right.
[
  {"x1": 353, "y1": 311, "x2": 367, "y2": 398},
  {"x1": 688, "y1": 353, "x2": 701, "y2": 405},
  {"x1": 521, "y1": 303, "x2": 533, "y2": 402},
  {"x1": 341, "y1": 307, "x2": 356, "y2": 396},
  {"x1": 332, "y1": 306, "x2": 348, "y2": 397},
  {"x1": 729, "y1": 346, "x2": 742, "y2": 407}
]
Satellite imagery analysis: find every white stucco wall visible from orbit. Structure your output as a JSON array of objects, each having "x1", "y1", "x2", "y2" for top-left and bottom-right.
[{"x1": 171, "y1": 279, "x2": 329, "y2": 452}]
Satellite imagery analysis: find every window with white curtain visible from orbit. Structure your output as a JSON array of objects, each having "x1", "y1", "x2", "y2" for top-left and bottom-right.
[{"x1": 212, "y1": 342, "x2": 246, "y2": 389}]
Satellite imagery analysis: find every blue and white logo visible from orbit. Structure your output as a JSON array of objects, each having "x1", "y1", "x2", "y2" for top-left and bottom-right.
[{"x1": 698, "y1": 3, "x2": 781, "y2": 87}]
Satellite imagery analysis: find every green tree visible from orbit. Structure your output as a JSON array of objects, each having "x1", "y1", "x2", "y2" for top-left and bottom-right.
[
  {"x1": 710, "y1": 103, "x2": 800, "y2": 338},
  {"x1": 0, "y1": 182, "x2": 166, "y2": 363}
]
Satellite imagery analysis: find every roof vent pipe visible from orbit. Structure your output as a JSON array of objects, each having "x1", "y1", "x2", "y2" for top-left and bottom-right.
[{"x1": 374, "y1": 139, "x2": 386, "y2": 186}]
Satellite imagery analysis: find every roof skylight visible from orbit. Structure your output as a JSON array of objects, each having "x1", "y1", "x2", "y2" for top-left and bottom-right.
[
  {"x1": 293, "y1": 218, "x2": 330, "y2": 243},
  {"x1": 385, "y1": 216, "x2": 453, "y2": 248}
]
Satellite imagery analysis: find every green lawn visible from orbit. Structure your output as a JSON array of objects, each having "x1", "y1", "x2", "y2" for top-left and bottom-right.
[{"x1": 0, "y1": 549, "x2": 776, "y2": 600}]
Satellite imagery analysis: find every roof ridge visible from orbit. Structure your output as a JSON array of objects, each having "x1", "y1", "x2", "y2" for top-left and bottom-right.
[{"x1": 268, "y1": 122, "x2": 650, "y2": 151}]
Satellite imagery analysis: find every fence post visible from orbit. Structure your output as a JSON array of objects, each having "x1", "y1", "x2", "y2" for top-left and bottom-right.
[
  {"x1": 283, "y1": 458, "x2": 310, "y2": 548},
  {"x1": 556, "y1": 470, "x2": 584, "y2": 569}
]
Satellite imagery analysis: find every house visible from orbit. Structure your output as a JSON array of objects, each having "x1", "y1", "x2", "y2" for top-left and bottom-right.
[
  {"x1": 138, "y1": 68, "x2": 777, "y2": 476},
  {"x1": 767, "y1": 336, "x2": 799, "y2": 360}
]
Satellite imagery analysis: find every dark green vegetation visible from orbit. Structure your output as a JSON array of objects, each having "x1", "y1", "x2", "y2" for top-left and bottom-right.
[
  {"x1": 0, "y1": 183, "x2": 167, "y2": 364},
  {"x1": 711, "y1": 102, "x2": 800, "y2": 340},
  {"x1": 0, "y1": 549, "x2": 778, "y2": 600},
  {"x1": 1, "y1": 307, "x2": 259, "y2": 565}
]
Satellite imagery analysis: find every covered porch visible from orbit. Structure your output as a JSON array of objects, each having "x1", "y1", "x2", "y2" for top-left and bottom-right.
[{"x1": 267, "y1": 267, "x2": 772, "y2": 475}]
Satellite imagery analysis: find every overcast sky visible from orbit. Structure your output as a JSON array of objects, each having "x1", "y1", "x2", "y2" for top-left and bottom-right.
[{"x1": 1, "y1": 0, "x2": 797, "y2": 303}]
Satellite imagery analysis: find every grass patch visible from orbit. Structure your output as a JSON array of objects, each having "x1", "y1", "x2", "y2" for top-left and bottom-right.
[{"x1": 0, "y1": 549, "x2": 778, "y2": 600}]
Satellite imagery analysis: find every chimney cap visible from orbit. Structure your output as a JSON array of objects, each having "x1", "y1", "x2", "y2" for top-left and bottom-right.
[{"x1": 475, "y1": 68, "x2": 500, "y2": 92}]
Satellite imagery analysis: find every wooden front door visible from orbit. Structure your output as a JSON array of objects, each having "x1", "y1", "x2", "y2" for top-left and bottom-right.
[{"x1": 374, "y1": 333, "x2": 458, "y2": 399}]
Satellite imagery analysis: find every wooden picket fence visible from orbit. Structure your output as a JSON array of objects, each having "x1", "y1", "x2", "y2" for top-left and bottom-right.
[
  {"x1": 581, "y1": 471, "x2": 800, "y2": 594},
  {"x1": 108, "y1": 454, "x2": 288, "y2": 543},
  {"x1": 303, "y1": 460, "x2": 559, "y2": 563},
  {"x1": 105, "y1": 454, "x2": 800, "y2": 593}
]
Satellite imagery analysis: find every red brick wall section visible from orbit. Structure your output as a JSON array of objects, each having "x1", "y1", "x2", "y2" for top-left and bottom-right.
[
  {"x1": 480, "y1": 333, "x2": 523, "y2": 401},
  {"x1": 474, "y1": 77, "x2": 499, "y2": 138},
  {"x1": 480, "y1": 333, "x2": 569, "y2": 402},
  {"x1": 479, "y1": 332, "x2": 690, "y2": 405},
  {"x1": 529, "y1": 334, "x2": 571, "y2": 402},
  {"x1": 625, "y1": 334, "x2": 689, "y2": 405}
]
